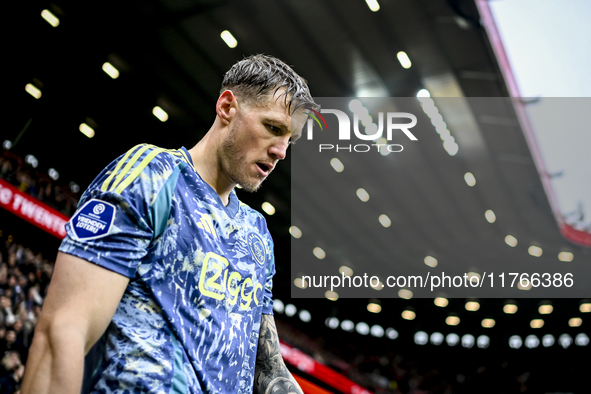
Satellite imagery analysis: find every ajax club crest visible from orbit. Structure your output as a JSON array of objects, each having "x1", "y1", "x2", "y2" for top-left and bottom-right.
[{"x1": 247, "y1": 232, "x2": 267, "y2": 266}]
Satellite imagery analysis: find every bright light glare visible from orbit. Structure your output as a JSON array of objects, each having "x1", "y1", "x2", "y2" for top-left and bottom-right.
[
  {"x1": 299, "y1": 310, "x2": 311, "y2": 322},
  {"x1": 465, "y1": 301, "x2": 480, "y2": 311},
  {"x1": 414, "y1": 331, "x2": 428, "y2": 345},
  {"x1": 341, "y1": 320, "x2": 354, "y2": 332},
  {"x1": 528, "y1": 245, "x2": 543, "y2": 257},
  {"x1": 379, "y1": 214, "x2": 391, "y2": 228},
  {"x1": 504, "y1": 304, "x2": 517, "y2": 314},
  {"x1": 339, "y1": 266, "x2": 353, "y2": 276},
  {"x1": 580, "y1": 303, "x2": 591, "y2": 313},
  {"x1": 482, "y1": 318, "x2": 495, "y2": 328},
  {"x1": 477, "y1": 335, "x2": 490, "y2": 349},
  {"x1": 424, "y1": 256, "x2": 438, "y2": 267},
  {"x1": 434, "y1": 297, "x2": 448, "y2": 307},
  {"x1": 102, "y1": 62, "x2": 119, "y2": 79},
  {"x1": 417, "y1": 89, "x2": 430, "y2": 97},
  {"x1": 330, "y1": 158, "x2": 344, "y2": 172},
  {"x1": 398, "y1": 289, "x2": 413, "y2": 299},
  {"x1": 370, "y1": 325, "x2": 384, "y2": 337},
  {"x1": 461, "y1": 334, "x2": 475, "y2": 349},
  {"x1": 367, "y1": 303, "x2": 382, "y2": 313},
  {"x1": 41, "y1": 9, "x2": 59, "y2": 27},
  {"x1": 401, "y1": 310, "x2": 416, "y2": 320},
  {"x1": 530, "y1": 319, "x2": 544, "y2": 328},
  {"x1": 397, "y1": 51, "x2": 412, "y2": 69},
  {"x1": 371, "y1": 280, "x2": 384, "y2": 290},
  {"x1": 538, "y1": 304, "x2": 553, "y2": 314},
  {"x1": 386, "y1": 328, "x2": 399, "y2": 339},
  {"x1": 485, "y1": 210, "x2": 496, "y2": 223},
  {"x1": 325, "y1": 291, "x2": 338, "y2": 301},
  {"x1": 558, "y1": 251, "x2": 574, "y2": 262},
  {"x1": 356, "y1": 322, "x2": 370, "y2": 335},
  {"x1": 356, "y1": 188, "x2": 370, "y2": 202},
  {"x1": 220, "y1": 30, "x2": 238, "y2": 48},
  {"x1": 313, "y1": 247, "x2": 326, "y2": 259},
  {"x1": 294, "y1": 278, "x2": 308, "y2": 289},
  {"x1": 285, "y1": 304, "x2": 297, "y2": 317},
  {"x1": 273, "y1": 299, "x2": 284, "y2": 313},
  {"x1": 575, "y1": 333, "x2": 589, "y2": 346},
  {"x1": 25, "y1": 84, "x2": 42, "y2": 99},
  {"x1": 289, "y1": 226, "x2": 302, "y2": 239},
  {"x1": 525, "y1": 335, "x2": 540, "y2": 349},
  {"x1": 365, "y1": 0, "x2": 380, "y2": 12},
  {"x1": 326, "y1": 317, "x2": 339, "y2": 329},
  {"x1": 446, "y1": 316, "x2": 460, "y2": 326},
  {"x1": 153, "y1": 106, "x2": 168, "y2": 122},
  {"x1": 79, "y1": 123, "x2": 95, "y2": 138},
  {"x1": 430, "y1": 332, "x2": 444, "y2": 345},
  {"x1": 446, "y1": 333, "x2": 460, "y2": 346},
  {"x1": 261, "y1": 202, "x2": 275, "y2": 215},
  {"x1": 464, "y1": 172, "x2": 476, "y2": 186},
  {"x1": 569, "y1": 317, "x2": 582, "y2": 327},
  {"x1": 509, "y1": 335, "x2": 522, "y2": 349},
  {"x1": 505, "y1": 235, "x2": 518, "y2": 247}
]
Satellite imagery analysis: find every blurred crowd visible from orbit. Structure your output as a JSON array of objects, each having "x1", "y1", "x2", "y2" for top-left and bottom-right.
[
  {"x1": 0, "y1": 149, "x2": 79, "y2": 217},
  {"x1": 0, "y1": 240, "x2": 53, "y2": 394}
]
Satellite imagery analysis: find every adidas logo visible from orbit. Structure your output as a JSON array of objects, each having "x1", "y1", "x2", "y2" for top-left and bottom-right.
[{"x1": 196, "y1": 215, "x2": 217, "y2": 239}]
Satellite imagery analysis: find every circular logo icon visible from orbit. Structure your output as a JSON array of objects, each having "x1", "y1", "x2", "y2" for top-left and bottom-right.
[
  {"x1": 247, "y1": 232, "x2": 267, "y2": 266},
  {"x1": 93, "y1": 203, "x2": 106, "y2": 215}
]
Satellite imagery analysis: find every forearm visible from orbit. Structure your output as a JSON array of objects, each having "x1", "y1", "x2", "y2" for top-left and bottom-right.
[
  {"x1": 254, "y1": 315, "x2": 303, "y2": 394},
  {"x1": 21, "y1": 323, "x2": 86, "y2": 394}
]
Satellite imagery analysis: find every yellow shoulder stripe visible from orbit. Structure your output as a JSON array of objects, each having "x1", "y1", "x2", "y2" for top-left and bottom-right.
[
  {"x1": 100, "y1": 144, "x2": 194, "y2": 194},
  {"x1": 100, "y1": 144, "x2": 152, "y2": 192},
  {"x1": 114, "y1": 148, "x2": 166, "y2": 194}
]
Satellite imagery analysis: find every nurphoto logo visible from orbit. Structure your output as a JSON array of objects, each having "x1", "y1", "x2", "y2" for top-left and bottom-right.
[{"x1": 305, "y1": 99, "x2": 418, "y2": 153}]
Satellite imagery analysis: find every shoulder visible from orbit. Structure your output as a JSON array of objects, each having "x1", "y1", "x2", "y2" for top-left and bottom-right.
[
  {"x1": 238, "y1": 200, "x2": 269, "y2": 230},
  {"x1": 98, "y1": 144, "x2": 192, "y2": 195}
]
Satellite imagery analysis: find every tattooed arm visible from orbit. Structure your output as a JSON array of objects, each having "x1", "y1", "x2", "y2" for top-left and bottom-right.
[{"x1": 254, "y1": 314, "x2": 304, "y2": 394}]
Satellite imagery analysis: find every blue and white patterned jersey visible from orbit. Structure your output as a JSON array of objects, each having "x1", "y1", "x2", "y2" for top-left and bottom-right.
[{"x1": 58, "y1": 144, "x2": 275, "y2": 394}]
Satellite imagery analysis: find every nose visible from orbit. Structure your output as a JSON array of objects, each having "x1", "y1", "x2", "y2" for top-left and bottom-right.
[{"x1": 268, "y1": 137, "x2": 290, "y2": 160}]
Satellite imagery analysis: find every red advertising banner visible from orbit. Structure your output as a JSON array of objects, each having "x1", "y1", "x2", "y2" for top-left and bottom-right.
[
  {"x1": 0, "y1": 178, "x2": 69, "y2": 239},
  {"x1": 280, "y1": 341, "x2": 373, "y2": 394}
]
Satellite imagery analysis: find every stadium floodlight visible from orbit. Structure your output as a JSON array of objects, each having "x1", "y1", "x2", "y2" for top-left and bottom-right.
[
  {"x1": 461, "y1": 334, "x2": 475, "y2": 349},
  {"x1": 446, "y1": 333, "x2": 460, "y2": 346},
  {"x1": 325, "y1": 317, "x2": 339, "y2": 329},
  {"x1": 575, "y1": 333, "x2": 589, "y2": 346},
  {"x1": 356, "y1": 322, "x2": 370, "y2": 335},
  {"x1": 341, "y1": 320, "x2": 355, "y2": 332},
  {"x1": 370, "y1": 325, "x2": 384, "y2": 338},
  {"x1": 542, "y1": 334, "x2": 555, "y2": 347},
  {"x1": 298, "y1": 310, "x2": 311, "y2": 323},
  {"x1": 558, "y1": 334, "x2": 573, "y2": 349},
  {"x1": 285, "y1": 304, "x2": 297, "y2": 317},
  {"x1": 476, "y1": 335, "x2": 490, "y2": 349},
  {"x1": 509, "y1": 335, "x2": 522, "y2": 349},
  {"x1": 430, "y1": 332, "x2": 444, "y2": 346},
  {"x1": 273, "y1": 299, "x2": 284, "y2": 314},
  {"x1": 386, "y1": 328, "x2": 399, "y2": 340},
  {"x1": 525, "y1": 335, "x2": 540, "y2": 349},
  {"x1": 414, "y1": 331, "x2": 428, "y2": 345}
]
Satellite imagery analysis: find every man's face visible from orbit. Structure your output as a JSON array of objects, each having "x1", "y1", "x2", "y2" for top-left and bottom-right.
[{"x1": 220, "y1": 92, "x2": 307, "y2": 192}]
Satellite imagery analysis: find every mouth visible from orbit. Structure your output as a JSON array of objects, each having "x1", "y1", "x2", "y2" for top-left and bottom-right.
[{"x1": 256, "y1": 162, "x2": 273, "y2": 177}]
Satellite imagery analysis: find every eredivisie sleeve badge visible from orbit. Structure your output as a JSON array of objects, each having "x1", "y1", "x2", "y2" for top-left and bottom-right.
[{"x1": 70, "y1": 199, "x2": 116, "y2": 241}]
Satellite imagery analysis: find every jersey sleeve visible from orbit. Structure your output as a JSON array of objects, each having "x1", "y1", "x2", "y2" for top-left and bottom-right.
[
  {"x1": 59, "y1": 144, "x2": 179, "y2": 278},
  {"x1": 262, "y1": 228, "x2": 276, "y2": 315}
]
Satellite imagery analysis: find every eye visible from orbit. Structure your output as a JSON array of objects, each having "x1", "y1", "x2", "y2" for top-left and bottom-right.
[{"x1": 268, "y1": 124, "x2": 281, "y2": 133}]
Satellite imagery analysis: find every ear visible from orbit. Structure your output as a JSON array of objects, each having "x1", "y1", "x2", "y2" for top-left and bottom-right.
[{"x1": 216, "y1": 90, "x2": 238, "y2": 125}]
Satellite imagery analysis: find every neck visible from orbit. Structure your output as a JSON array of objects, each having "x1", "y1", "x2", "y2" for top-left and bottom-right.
[{"x1": 188, "y1": 128, "x2": 235, "y2": 206}]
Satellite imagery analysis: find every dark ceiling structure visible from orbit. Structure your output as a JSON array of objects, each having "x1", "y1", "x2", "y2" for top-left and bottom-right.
[{"x1": 6, "y1": 0, "x2": 591, "y2": 384}]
